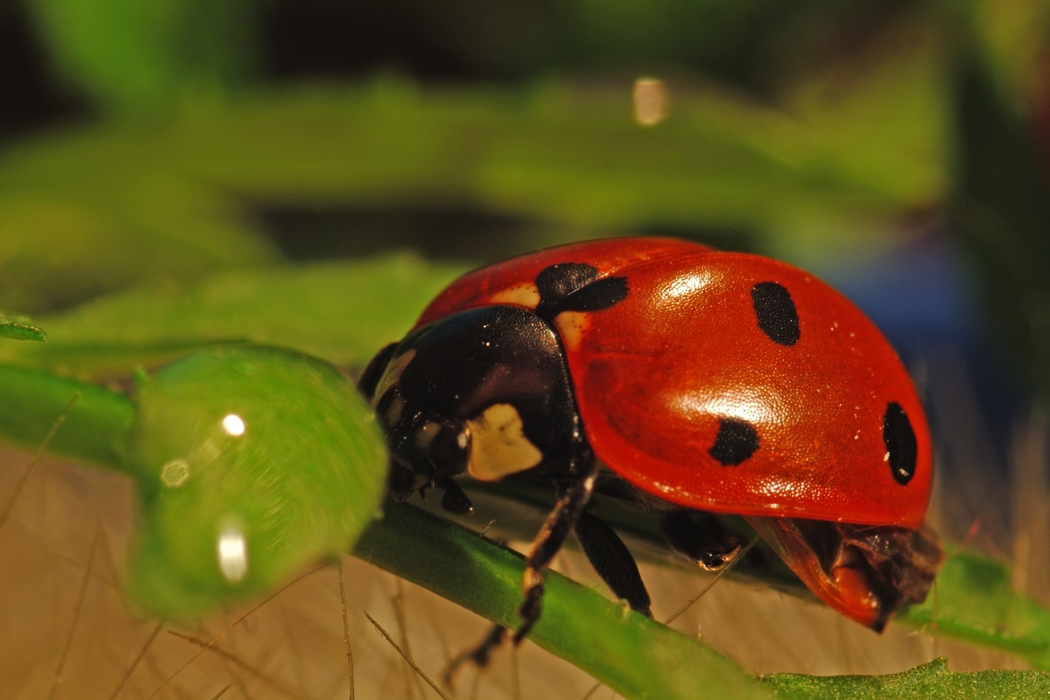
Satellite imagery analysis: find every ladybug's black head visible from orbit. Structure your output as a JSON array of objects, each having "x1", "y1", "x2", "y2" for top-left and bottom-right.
[
  {"x1": 360, "y1": 305, "x2": 584, "y2": 501},
  {"x1": 373, "y1": 383, "x2": 471, "y2": 497}
]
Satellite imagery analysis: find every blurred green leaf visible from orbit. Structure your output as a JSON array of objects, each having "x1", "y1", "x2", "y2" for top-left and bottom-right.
[
  {"x1": 899, "y1": 548, "x2": 1050, "y2": 670},
  {"x1": 961, "y1": 0, "x2": 1050, "y2": 112},
  {"x1": 0, "y1": 253, "x2": 466, "y2": 378},
  {"x1": 23, "y1": 0, "x2": 255, "y2": 112},
  {"x1": 765, "y1": 657, "x2": 1050, "y2": 699},
  {"x1": 127, "y1": 346, "x2": 387, "y2": 616},
  {"x1": 0, "y1": 33, "x2": 949, "y2": 312},
  {"x1": 0, "y1": 189, "x2": 277, "y2": 315},
  {"x1": 0, "y1": 313, "x2": 45, "y2": 342}
]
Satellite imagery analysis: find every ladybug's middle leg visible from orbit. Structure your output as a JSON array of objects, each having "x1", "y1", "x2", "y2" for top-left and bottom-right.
[
  {"x1": 574, "y1": 510, "x2": 652, "y2": 616},
  {"x1": 514, "y1": 457, "x2": 600, "y2": 643}
]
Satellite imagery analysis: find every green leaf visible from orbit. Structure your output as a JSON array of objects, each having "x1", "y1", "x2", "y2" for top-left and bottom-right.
[
  {"x1": 899, "y1": 548, "x2": 1050, "y2": 670},
  {"x1": 0, "y1": 313, "x2": 46, "y2": 342},
  {"x1": 23, "y1": 0, "x2": 255, "y2": 112},
  {"x1": 764, "y1": 657, "x2": 1050, "y2": 699},
  {"x1": 126, "y1": 346, "x2": 387, "y2": 617},
  {"x1": 0, "y1": 190, "x2": 277, "y2": 314},
  {"x1": 960, "y1": 0, "x2": 1050, "y2": 113},
  {"x1": 0, "y1": 253, "x2": 466, "y2": 378}
]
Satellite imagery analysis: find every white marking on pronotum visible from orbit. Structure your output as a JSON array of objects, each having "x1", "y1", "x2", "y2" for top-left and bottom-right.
[
  {"x1": 372, "y1": 349, "x2": 417, "y2": 407},
  {"x1": 466, "y1": 403, "x2": 543, "y2": 481},
  {"x1": 414, "y1": 421, "x2": 442, "y2": 450},
  {"x1": 217, "y1": 528, "x2": 248, "y2": 582}
]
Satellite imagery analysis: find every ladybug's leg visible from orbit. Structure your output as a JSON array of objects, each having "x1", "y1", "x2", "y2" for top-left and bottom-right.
[
  {"x1": 661, "y1": 510, "x2": 745, "y2": 571},
  {"x1": 574, "y1": 510, "x2": 652, "y2": 616},
  {"x1": 443, "y1": 462, "x2": 603, "y2": 682},
  {"x1": 437, "y1": 477, "x2": 474, "y2": 515},
  {"x1": 443, "y1": 624, "x2": 508, "y2": 685},
  {"x1": 514, "y1": 458, "x2": 600, "y2": 643}
]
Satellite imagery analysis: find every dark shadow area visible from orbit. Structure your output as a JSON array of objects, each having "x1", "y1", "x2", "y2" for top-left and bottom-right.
[
  {"x1": 257, "y1": 204, "x2": 757, "y2": 264},
  {"x1": 0, "y1": 2, "x2": 90, "y2": 140},
  {"x1": 257, "y1": 204, "x2": 542, "y2": 263}
]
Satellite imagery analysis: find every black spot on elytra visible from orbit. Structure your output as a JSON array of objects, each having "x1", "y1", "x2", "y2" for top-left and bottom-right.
[
  {"x1": 556, "y1": 276, "x2": 628, "y2": 313},
  {"x1": 883, "y1": 402, "x2": 917, "y2": 485},
  {"x1": 535, "y1": 263, "x2": 627, "y2": 320},
  {"x1": 535, "y1": 263, "x2": 599, "y2": 317},
  {"x1": 751, "y1": 282, "x2": 800, "y2": 346},
  {"x1": 708, "y1": 418, "x2": 759, "y2": 466}
]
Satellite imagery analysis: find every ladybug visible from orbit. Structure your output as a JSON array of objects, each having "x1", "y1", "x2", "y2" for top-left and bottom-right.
[{"x1": 359, "y1": 237, "x2": 942, "y2": 644}]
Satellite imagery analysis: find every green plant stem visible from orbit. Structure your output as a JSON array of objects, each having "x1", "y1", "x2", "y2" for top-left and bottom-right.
[
  {"x1": 0, "y1": 364, "x2": 133, "y2": 469},
  {"x1": 355, "y1": 499, "x2": 771, "y2": 699}
]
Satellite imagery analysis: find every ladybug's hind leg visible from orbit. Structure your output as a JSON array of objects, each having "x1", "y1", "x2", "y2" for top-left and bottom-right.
[
  {"x1": 661, "y1": 510, "x2": 745, "y2": 572},
  {"x1": 574, "y1": 510, "x2": 652, "y2": 616}
]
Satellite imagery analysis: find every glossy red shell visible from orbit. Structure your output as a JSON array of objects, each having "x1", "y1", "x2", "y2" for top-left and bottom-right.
[{"x1": 416, "y1": 238, "x2": 932, "y2": 528}]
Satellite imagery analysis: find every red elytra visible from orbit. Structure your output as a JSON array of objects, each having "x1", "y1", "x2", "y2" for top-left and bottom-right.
[
  {"x1": 417, "y1": 237, "x2": 932, "y2": 527},
  {"x1": 411, "y1": 237, "x2": 937, "y2": 629}
]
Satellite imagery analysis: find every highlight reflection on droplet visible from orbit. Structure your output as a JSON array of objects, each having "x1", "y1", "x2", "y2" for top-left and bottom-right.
[
  {"x1": 160, "y1": 459, "x2": 190, "y2": 488},
  {"x1": 217, "y1": 528, "x2": 248, "y2": 582},
  {"x1": 222, "y1": 413, "x2": 246, "y2": 436}
]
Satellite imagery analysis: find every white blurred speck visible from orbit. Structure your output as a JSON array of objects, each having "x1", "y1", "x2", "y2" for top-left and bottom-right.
[
  {"x1": 217, "y1": 528, "x2": 248, "y2": 582},
  {"x1": 222, "y1": 414, "x2": 246, "y2": 436},
  {"x1": 160, "y1": 459, "x2": 190, "y2": 488},
  {"x1": 633, "y1": 78, "x2": 669, "y2": 126}
]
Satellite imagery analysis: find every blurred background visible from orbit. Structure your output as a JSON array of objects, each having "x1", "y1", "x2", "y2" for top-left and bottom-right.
[{"x1": 3, "y1": 0, "x2": 1050, "y2": 697}]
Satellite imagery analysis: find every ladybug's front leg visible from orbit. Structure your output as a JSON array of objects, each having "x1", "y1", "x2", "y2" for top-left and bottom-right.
[{"x1": 514, "y1": 457, "x2": 600, "y2": 643}]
